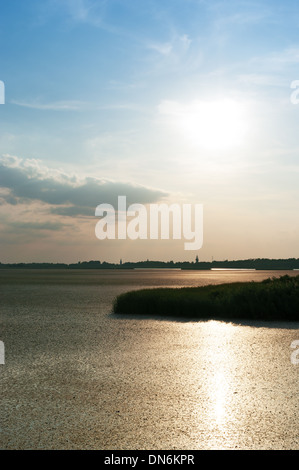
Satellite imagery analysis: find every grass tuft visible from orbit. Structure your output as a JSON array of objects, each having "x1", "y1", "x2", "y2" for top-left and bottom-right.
[{"x1": 113, "y1": 275, "x2": 299, "y2": 321}]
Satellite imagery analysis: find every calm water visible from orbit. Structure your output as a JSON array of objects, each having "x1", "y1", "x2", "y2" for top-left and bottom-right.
[{"x1": 0, "y1": 269, "x2": 298, "y2": 450}]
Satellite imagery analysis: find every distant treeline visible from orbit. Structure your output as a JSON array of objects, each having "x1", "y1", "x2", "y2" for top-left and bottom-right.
[{"x1": 1, "y1": 258, "x2": 299, "y2": 270}]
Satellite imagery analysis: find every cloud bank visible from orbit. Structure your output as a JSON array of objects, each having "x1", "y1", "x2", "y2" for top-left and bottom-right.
[{"x1": 0, "y1": 155, "x2": 168, "y2": 218}]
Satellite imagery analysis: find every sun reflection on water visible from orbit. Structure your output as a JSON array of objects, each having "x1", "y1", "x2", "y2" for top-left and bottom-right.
[
  {"x1": 212, "y1": 371, "x2": 228, "y2": 427},
  {"x1": 193, "y1": 321, "x2": 239, "y2": 447}
]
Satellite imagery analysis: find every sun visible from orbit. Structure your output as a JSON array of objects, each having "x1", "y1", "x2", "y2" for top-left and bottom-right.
[{"x1": 162, "y1": 98, "x2": 249, "y2": 150}]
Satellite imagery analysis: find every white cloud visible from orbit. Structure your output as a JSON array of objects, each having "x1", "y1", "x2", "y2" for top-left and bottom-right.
[
  {"x1": 0, "y1": 155, "x2": 168, "y2": 217},
  {"x1": 52, "y1": 0, "x2": 106, "y2": 25},
  {"x1": 246, "y1": 47, "x2": 299, "y2": 75},
  {"x1": 63, "y1": 0, "x2": 92, "y2": 22},
  {"x1": 236, "y1": 73, "x2": 288, "y2": 88},
  {"x1": 148, "y1": 42, "x2": 173, "y2": 56},
  {"x1": 146, "y1": 33, "x2": 192, "y2": 63},
  {"x1": 11, "y1": 99, "x2": 87, "y2": 111}
]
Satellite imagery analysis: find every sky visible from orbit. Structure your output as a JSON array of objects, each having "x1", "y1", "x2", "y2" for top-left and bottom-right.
[{"x1": 1, "y1": 0, "x2": 299, "y2": 263}]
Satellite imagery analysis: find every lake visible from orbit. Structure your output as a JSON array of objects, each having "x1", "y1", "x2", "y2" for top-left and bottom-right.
[{"x1": 0, "y1": 269, "x2": 298, "y2": 450}]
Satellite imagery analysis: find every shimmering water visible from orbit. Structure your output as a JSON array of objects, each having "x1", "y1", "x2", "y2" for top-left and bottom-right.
[{"x1": 0, "y1": 269, "x2": 298, "y2": 450}]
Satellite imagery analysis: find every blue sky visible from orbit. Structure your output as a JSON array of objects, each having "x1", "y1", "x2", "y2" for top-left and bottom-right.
[{"x1": 1, "y1": 0, "x2": 299, "y2": 263}]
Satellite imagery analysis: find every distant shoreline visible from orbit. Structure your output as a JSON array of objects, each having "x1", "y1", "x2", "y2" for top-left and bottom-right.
[{"x1": 1, "y1": 258, "x2": 299, "y2": 271}]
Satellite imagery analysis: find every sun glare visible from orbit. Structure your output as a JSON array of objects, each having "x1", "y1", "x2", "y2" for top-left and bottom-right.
[{"x1": 161, "y1": 98, "x2": 249, "y2": 150}]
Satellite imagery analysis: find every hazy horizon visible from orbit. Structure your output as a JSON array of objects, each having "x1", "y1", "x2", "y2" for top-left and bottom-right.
[{"x1": 1, "y1": 1, "x2": 299, "y2": 263}]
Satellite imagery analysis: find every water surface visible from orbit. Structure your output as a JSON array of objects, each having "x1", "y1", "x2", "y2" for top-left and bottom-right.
[{"x1": 0, "y1": 269, "x2": 298, "y2": 449}]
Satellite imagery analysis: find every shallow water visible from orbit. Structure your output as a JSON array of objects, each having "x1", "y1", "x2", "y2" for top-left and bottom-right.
[{"x1": 0, "y1": 269, "x2": 298, "y2": 450}]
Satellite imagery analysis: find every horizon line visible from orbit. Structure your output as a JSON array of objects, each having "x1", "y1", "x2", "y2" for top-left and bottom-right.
[{"x1": 1, "y1": 257, "x2": 299, "y2": 266}]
